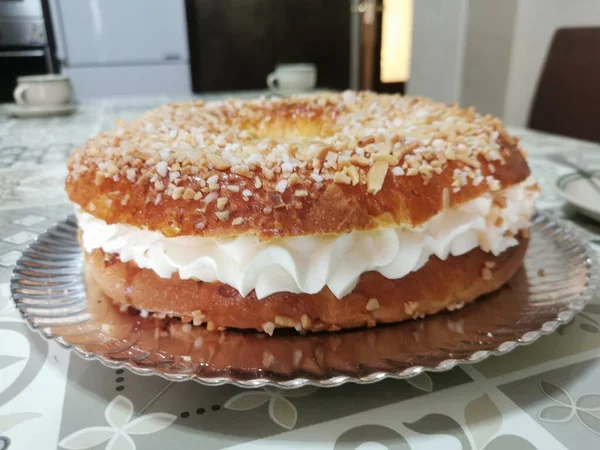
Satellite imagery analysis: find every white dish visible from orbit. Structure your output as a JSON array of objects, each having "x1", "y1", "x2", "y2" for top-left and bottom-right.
[
  {"x1": 556, "y1": 171, "x2": 600, "y2": 222},
  {"x1": 5, "y1": 103, "x2": 77, "y2": 119}
]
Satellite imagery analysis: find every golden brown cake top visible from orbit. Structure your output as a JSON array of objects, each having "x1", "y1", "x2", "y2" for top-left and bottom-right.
[{"x1": 66, "y1": 91, "x2": 531, "y2": 239}]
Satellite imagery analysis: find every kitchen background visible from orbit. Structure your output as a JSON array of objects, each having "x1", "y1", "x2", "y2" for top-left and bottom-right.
[{"x1": 1, "y1": 0, "x2": 599, "y2": 132}]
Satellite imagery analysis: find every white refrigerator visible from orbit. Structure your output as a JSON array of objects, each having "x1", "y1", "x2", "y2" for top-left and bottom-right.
[{"x1": 49, "y1": 0, "x2": 191, "y2": 100}]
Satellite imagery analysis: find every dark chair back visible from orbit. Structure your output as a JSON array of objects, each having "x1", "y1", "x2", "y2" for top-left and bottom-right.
[{"x1": 529, "y1": 27, "x2": 600, "y2": 143}]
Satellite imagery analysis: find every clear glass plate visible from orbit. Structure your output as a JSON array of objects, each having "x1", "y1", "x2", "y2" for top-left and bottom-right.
[{"x1": 10, "y1": 213, "x2": 599, "y2": 388}]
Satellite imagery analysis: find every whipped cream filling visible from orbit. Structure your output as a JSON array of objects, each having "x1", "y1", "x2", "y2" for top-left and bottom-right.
[{"x1": 78, "y1": 177, "x2": 538, "y2": 300}]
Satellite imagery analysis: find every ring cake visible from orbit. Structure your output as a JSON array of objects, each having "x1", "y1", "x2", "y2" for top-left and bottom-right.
[{"x1": 66, "y1": 91, "x2": 539, "y2": 334}]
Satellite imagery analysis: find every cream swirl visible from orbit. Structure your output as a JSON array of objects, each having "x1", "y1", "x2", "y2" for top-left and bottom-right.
[{"x1": 78, "y1": 177, "x2": 538, "y2": 299}]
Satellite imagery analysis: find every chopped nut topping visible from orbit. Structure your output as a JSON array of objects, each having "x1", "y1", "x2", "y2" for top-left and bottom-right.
[
  {"x1": 392, "y1": 166, "x2": 404, "y2": 176},
  {"x1": 288, "y1": 173, "x2": 300, "y2": 185},
  {"x1": 350, "y1": 155, "x2": 370, "y2": 166},
  {"x1": 311, "y1": 173, "x2": 323, "y2": 183},
  {"x1": 275, "y1": 179, "x2": 288, "y2": 193},
  {"x1": 156, "y1": 161, "x2": 168, "y2": 177},
  {"x1": 333, "y1": 171, "x2": 351, "y2": 185},
  {"x1": 69, "y1": 91, "x2": 523, "y2": 224},
  {"x1": 182, "y1": 187, "x2": 196, "y2": 200},
  {"x1": 126, "y1": 168, "x2": 136, "y2": 181},
  {"x1": 215, "y1": 210, "x2": 230, "y2": 221},
  {"x1": 171, "y1": 186, "x2": 185, "y2": 200},
  {"x1": 404, "y1": 301, "x2": 419, "y2": 315},
  {"x1": 216, "y1": 197, "x2": 229, "y2": 210},
  {"x1": 481, "y1": 267, "x2": 493, "y2": 280},
  {"x1": 233, "y1": 166, "x2": 252, "y2": 178},
  {"x1": 457, "y1": 155, "x2": 480, "y2": 168},
  {"x1": 207, "y1": 153, "x2": 232, "y2": 170},
  {"x1": 262, "y1": 167, "x2": 275, "y2": 180},
  {"x1": 345, "y1": 165, "x2": 360, "y2": 185},
  {"x1": 487, "y1": 177, "x2": 501, "y2": 191},
  {"x1": 262, "y1": 321, "x2": 275, "y2": 336},
  {"x1": 367, "y1": 160, "x2": 389, "y2": 194},
  {"x1": 204, "y1": 191, "x2": 218, "y2": 203},
  {"x1": 358, "y1": 136, "x2": 375, "y2": 146},
  {"x1": 366, "y1": 298, "x2": 380, "y2": 311},
  {"x1": 374, "y1": 154, "x2": 399, "y2": 165},
  {"x1": 274, "y1": 315, "x2": 296, "y2": 327},
  {"x1": 300, "y1": 314, "x2": 312, "y2": 329}
]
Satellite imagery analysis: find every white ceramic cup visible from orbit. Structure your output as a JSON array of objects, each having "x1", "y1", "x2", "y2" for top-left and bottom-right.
[
  {"x1": 13, "y1": 74, "x2": 72, "y2": 107},
  {"x1": 266, "y1": 63, "x2": 317, "y2": 95}
]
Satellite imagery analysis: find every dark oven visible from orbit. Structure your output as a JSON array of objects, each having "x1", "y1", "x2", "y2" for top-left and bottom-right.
[{"x1": 0, "y1": 0, "x2": 54, "y2": 102}]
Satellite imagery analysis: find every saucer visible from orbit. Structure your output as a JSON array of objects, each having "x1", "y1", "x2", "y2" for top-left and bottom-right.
[
  {"x1": 268, "y1": 88, "x2": 318, "y2": 98},
  {"x1": 556, "y1": 171, "x2": 600, "y2": 222},
  {"x1": 6, "y1": 103, "x2": 77, "y2": 119}
]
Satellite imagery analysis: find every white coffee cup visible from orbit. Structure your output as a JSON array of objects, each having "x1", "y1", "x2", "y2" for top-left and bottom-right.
[
  {"x1": 266, "y1": 63, "x2": 317, "y2": 95},
  {"x1": 13, "y1": 74, "x2": 72, "y2": 107}
]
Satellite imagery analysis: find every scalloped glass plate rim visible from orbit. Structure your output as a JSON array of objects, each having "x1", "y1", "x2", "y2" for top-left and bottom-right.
[{"x1": 10, "y1": 212, "x2": 600, "y2": 388}]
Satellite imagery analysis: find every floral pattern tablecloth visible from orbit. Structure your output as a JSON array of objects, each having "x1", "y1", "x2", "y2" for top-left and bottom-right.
[{"x1": 1, "y1": 96, "x2": 600, "y2": 450}]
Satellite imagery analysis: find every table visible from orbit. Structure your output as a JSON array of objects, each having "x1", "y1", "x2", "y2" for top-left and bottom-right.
[{"x1": 1, "y1": 96, "x2": 600, "y2": 450}]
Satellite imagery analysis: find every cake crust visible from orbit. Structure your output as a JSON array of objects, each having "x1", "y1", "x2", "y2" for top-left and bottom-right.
[
  {"x1": 66, "y1": 92, "x2": 530, "y2": 240},
  {"x1": 85, "y1": 238, "x2": 528, "y2": 333}
]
